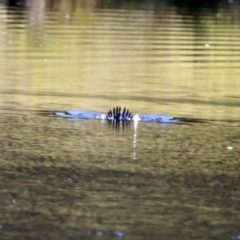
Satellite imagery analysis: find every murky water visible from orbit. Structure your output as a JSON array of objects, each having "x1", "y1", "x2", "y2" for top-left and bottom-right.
[{"x1": 0, "y1": 0, "x2": 240, "y2": 239}]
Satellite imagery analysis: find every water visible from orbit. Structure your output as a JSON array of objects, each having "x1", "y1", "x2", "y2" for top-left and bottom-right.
[{"x1": 0, "y1": 0, "x2": 240, "y2": 239}]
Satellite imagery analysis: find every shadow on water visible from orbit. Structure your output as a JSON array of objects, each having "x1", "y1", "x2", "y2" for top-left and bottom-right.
[{"x1": 4, "y1": 0, "x2": 236, "y2": 12}]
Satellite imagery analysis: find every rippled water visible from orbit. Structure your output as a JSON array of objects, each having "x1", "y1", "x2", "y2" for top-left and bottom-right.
[{"x1": 0, "y1": 0, "x2": 240, "y2": 239}]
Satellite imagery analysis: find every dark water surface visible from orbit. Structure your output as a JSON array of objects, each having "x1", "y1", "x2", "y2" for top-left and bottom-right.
[{"x1": 0, "y1": 0, "x2": 240, "y2": 239}]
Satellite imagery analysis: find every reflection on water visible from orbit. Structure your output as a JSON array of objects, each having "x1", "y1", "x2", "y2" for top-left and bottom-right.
[
  {"x1": 0, "y1": 0, "x2": 240, "y2": 118},
  {"x1": 0, "y1": 110, "x2": 240, "y2": 239},
  {"x1": 0, "y1": 0, "x2": 240, "y2": 239}
]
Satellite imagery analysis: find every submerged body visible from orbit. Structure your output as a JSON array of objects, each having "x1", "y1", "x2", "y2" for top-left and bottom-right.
[{"x1": 55, "y1": 107, "x2": 180, "y2": 124}]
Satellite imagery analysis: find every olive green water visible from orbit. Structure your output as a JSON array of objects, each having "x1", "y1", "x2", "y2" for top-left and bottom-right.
[{"x1": 0, "y1": 1, "x2": 240, "y2": 239}]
